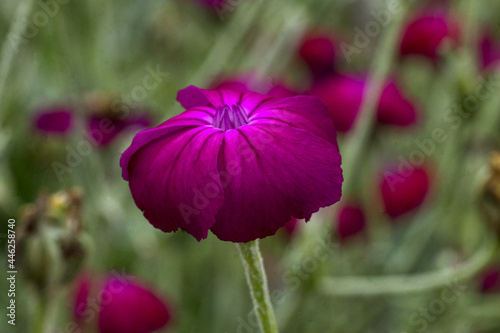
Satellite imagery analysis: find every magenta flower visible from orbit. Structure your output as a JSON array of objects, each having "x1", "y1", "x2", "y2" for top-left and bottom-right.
[
  {"x1": 479, "y1": 32, "x2": 500, "y2": 71},
  {"x1": 336, "y1": 203, "x2": 366, "y2": 241},
  {"x1": 88, "y1": 113, "x2": 151, "y2": 147},
  {"x1": 400, "y1": 9, "x2": 460, "y2": 61},
  {"x1": 298, "y1": 32, "x2": 336, "y2": 79},
  {"x1": 380, "y1": 166, "x2": 431, "y2": 219},
  {"x1": 308, "y1": 75, "x2": 417, "y2": 133},
  {"x1": 33, "y1": 106, "x2": 73, "y2": 135},
  {"x1": 120, "y1": 86, "x2": 343, "y2": 242},
  {"x1": 73, "y1": 274, "x2": 172, "y2": 333}
]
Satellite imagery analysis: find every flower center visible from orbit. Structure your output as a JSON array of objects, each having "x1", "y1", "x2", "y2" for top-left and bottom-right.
[{"x1": 212, "y1": 104, "x2": 249, "y2": 131}]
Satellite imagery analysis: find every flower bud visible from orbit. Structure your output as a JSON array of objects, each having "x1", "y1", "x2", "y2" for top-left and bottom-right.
[
  {"x1": 298, "y1": 32, "x2": 337, "y2": 79},
  {"x1": 479, "y1": 152, "x2": 500, "y2": 235},
  {"x1": 73, "y1": 273, "x2": 173, "y2": 333},
  {"x1": 84, "y1": 92, "x2": 152, "y2": 147},
  {"x1": 17, "y1": 188, "x2": 91, "y2": 295},
  {"x1": 379, "y1": 166, "x2": 431, "y2": 220},
  {"x1": 479, "y1": 31, "x2": 500, "y2": 72},
  {"x1": 336, "y1": 203, "x2": 366, "y2": 241},
  {"x1": 33, "y1": 106, "x2": 74, "y2": 136},
  {"x1": 478, "y1": 266, "x2": 500, "y2": 293},
  {"x1": 399, "y1": 8, "x2": 460, "y2": 62}
]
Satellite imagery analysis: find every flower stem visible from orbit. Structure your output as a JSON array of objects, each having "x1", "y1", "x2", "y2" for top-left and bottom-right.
[
  {"x1": 236, "y1": 240, "x2": 278, "y2": 333},
  {"x1": 0, "y1": 0, "x2": 36, "y2": 115},
  {"x1": 189, "y1": 0, "x2": 266, "y2": 85},
  {"x1": 321, "y1": 231, "x2": 496, "y2": 297},
  {"x1": 341, "y1": 0, "x2": 410, "y2": 196},
  {"x1": 32, "y1": 287, "x2": 62, "y2": 333},
  {"x1": 32, "y1": 297, "x2": 47, "y2": 333}
]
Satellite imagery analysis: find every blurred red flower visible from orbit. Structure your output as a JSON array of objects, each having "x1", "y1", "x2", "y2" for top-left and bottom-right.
[
  {"x1": 380, "y1": 166, "x2": 431, "y2": 219},
  {"x1": 308, "y1": 74, "x2": 417, "y2": 133},
  {"x1": 336, "y1": 203, "x2": 366, "y2": 241},
  {"x1": 400, "y1": 8, "x2": 460, "y2": 61},
  {"x1": 33, "y1": 106, "x2": 74, "y2": 135},
  {"x1": 73, "y1": 273, "x2": 173, "y2": 333}
]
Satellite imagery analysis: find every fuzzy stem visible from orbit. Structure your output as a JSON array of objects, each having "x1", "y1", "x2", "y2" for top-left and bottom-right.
[
  {"x1": 236, "y1": 240, "x2": 278, "y2": 333},
  {"x1": 0, "y1": 0, "x2": 36, "y2": 116}
]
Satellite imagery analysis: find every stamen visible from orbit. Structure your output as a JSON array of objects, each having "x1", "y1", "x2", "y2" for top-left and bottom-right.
[{"x1": 212, "y1": 104, "x2": 249, "y2": 130}]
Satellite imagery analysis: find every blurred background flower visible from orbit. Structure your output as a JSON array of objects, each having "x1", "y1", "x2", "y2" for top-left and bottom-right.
[
  {"x1": 33, "y1": 106, "x2": 74, "y2": 136},
  {"x1": 73, "y1": 272, "x2": 173, "y2": 333},
  {"x1": 2, "y1": 0, "x2": 500, "y2": 332}
]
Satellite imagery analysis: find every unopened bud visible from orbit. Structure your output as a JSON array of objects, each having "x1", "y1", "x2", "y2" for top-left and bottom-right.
[
  {"x1": 17, "y1": 188, "x2": 91, "y2": 296},
  {"x1": 479, "y1": 152, "x2": 500, "y2": 236}
]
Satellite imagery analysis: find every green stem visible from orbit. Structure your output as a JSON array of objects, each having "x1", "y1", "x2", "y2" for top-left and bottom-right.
[
  {"x1": 32, "y1": 290, "x2": 61, "y2": 333},
  {"x1": 341, "y1": 0, "x2": 411, "y2": 196},
  {"x1": 475, "y1": 71, "x2": 500, "y2": 137},
  {"x1": 236, "y1": 240, "x2": 278, "y2": 333},
  {"x1": 189, "y1": 0, "x2": 266, "y2": 85},
  {"x1": 32, "y1": 297, "x2": 47, "y2": 333},
  {"x1": 320, "y1": 232, "x2": 495, "y2": 297},
  {"x1": 0, "y1": 0, "x2": 36, "y2": 118},
  {"x1": 246, "y1": 4, "x2": 307, "y2": 86}
]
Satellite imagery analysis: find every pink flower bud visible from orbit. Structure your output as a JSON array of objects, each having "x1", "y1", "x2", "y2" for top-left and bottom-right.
[
  {"x1": 336, "y1": 203, "x2": 366, "y2": 241},
  {"x1": 73, "y1": 273, "x2": 173, "y2": 333},
  {"x1": 400, "y1": 9, "x2": 460, "y2": 61},
  {"x1": 480, "y1": 267, "x2": 500, "y2": 293},
  {"x1": 298, "y1": 32, "x2": 336, "y2": 78},
  {"x1": 380, "y1": 166, "x2": 431, "y2": 219},
  {"x1": 33, "y1": 106, "x2": 73, "y2": 135},
  {"x1": 479, "y1": 31, "x2": 500, "y2": 71}
]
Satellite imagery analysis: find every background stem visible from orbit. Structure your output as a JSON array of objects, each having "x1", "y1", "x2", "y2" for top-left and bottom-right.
[
  {"x1": 0, "y1": 0, "x2": 36, "y2": 120},
  {"x1": 321, "y1": 231, "x2": 495, "y2": 297},
  {"x1": 341, "y1": 0, "x2": 411, "y2": 196}
]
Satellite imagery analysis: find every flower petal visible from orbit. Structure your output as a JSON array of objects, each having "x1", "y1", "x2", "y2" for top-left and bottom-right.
[
  {"x1": 211, "y1": 124, "x2": 342, "y2": 242},
  {"x1": 177, "y1": 85, "x2": 243, "y2": 109},
  {"x1": 240, "y1": 91, "x2": 275, "y2": 114},
  {"x1": 249, "y1": 95, "x2": 338, "y2": 146},
  {"x1": 127, "y1": 126, "x2": 224, "y2": 240},
  {"x1": 120, "y1": 108, "x2": 215, "y2": 180}
]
